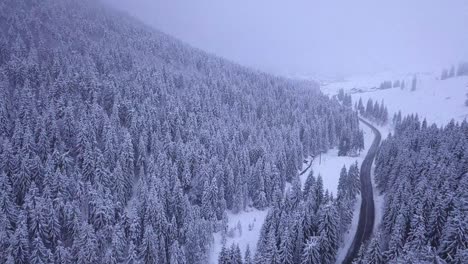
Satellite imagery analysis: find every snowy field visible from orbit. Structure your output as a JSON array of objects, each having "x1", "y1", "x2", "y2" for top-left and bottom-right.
[{"x1": 322, "y1": 72, "x2": 468, "y2": 126}]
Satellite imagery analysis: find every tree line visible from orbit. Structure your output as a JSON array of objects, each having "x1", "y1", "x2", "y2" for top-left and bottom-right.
[{"x1": 356, "y1": 98, "x2": 388, "y2": 125}]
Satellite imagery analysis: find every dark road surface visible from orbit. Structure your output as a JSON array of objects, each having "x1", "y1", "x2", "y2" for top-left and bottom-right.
[{"x1": 342, "y1": 118, "x2": 382, "y2": 264}]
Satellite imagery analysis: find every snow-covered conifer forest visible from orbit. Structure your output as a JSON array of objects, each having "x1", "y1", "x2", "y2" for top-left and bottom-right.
[
  {"x1": 1, "y1": 0, "x2": 467, "y2": 264},
  {"x1": 0, "y1": 0, "x2": 364, "y2": 263}
]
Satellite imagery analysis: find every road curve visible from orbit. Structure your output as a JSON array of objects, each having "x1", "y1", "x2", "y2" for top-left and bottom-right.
[{"x1": 342, "y1": 118, "x2": 382, "y2": 264}]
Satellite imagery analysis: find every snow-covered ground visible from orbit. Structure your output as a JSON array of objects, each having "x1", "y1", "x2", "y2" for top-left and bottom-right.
[
  {"x1": 300, "y1": 122, "x2": 374, "y2": 195},
  {"x1": 322, "y1": 72, "x2": 468, "y2": 126},
  {"x1": 209, "y1": 208, "x2": 269, "y2": 264}
]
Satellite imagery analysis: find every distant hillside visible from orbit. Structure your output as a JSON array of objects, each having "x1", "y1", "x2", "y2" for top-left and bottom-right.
[{"x1": 322, "y1": 72, "x2": 468, "y2": 125}]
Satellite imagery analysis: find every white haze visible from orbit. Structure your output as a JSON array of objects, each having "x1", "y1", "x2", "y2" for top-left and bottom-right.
[{"x1": 105, "y1": 0, "x2": 468, "y2": 79}]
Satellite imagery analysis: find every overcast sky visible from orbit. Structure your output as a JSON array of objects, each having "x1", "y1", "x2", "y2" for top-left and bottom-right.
[{"x1": 105, "y1": 0, "x2": 468, "y2": 79}]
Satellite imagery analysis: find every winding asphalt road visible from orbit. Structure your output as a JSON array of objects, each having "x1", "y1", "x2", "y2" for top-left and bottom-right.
[{"x1": 342, "y1": 118, "x2": 382, "y2": 264}]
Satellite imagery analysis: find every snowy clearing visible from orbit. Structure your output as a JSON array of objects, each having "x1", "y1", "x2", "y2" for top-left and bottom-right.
[
  {"x1": 209, "y1": 208, "x2": 269, "y2": 263},
  {"x1": 301, "y1": 121, "x2": 374, "y2": 195}
]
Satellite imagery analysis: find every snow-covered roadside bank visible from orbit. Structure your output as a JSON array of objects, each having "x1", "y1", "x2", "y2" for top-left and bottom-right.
[
  {"x1": 335, "y1": 194, "x2": 362, "y2": 264},
  {"x1": 334, "y1": 119, "x2": 379, "y2": 264},
  {"x1": 366, "y1": 122, "x2": 392, "y2": 233}
]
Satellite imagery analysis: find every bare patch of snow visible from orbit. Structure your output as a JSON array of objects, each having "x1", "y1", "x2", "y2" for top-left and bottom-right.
[{"x1": 209, "y1": 208, "x2": 269, "y2": 264}]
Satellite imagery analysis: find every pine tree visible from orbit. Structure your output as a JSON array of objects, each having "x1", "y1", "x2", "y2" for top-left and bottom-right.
[
  {"x1": 139, "y1": 226, "x2": 158, "y2": 264},
  {"x1": 55, "y1": 242, "x2": 72, "y2": 264},
  {"x1": 349, "y1": 162, "x2": 360, "y2": 198},
  {"x1": 384, "y1": 212, "x2": 407, "y2": 261},
  {"x1": 441, "y1": 68, "x2": 448, "y2": 80},
  {"x1": 74, "y1": 223, "x2": 99, "y2": 264},
  {"x1": 449, "y1": 65, "x2": 455, "y2": 78},
  {"x1": 169, "y1": 241, "x2": 186, "y2": 264},
  {"x1": 317, "y1": 205, "x2": 339, "y2": 264},
  {"x1": 365, "y1": 232, "x2": 383, "y2": 264},
  {"x1": 279, "y1": 226, "x2": 294, "y2": 264},
  {"x1": 314, "y1": 175, "x2": 324, "y2": 208},
  {"x1": 357, "y1": 98, "x2": 365, "y2": 115},
  {"x1": 290, "y1": 175, "x2": 303, "y2": 208},
  {"x1": 9, "y1": 212, "x2": 29, "y2": 264},
  {"x1": 303, "y1": 170, "x2": 315, "y2": 199},
  {"x1": 351, "y1": 244, "x2": 366, "y2": 264},
  {"x1": 264, "y1": 230, "x2": 279, "y2": 263},
  {"x1": 411, "y1": 75, "x2": 417, "y2": 91},
  {"x1": 438, "y1": 207, "x2": 467, "y2": 262},
  {"x1": 337, "y1": 166, "x2": 348, "y2": 199},
  {"x1": 244, "y1": 244, "x2": 253, "y2": 264},
  {"x1": 302, "y1": 237, "x2": 321, "y2": 264},
  {"x1": 202, "y1": 177, "x2": 219, "y2": 221},
  {"x1": 230, "y1": 244, "x2": 243, "y2": 264},
  {"x1": 219, "y1": 245, "x2": 230, "y2": 264}
]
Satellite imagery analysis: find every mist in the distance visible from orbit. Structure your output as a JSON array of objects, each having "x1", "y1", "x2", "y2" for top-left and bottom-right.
[{"x1": 105, "y1": 0, "x2": 468, "y2": 79}]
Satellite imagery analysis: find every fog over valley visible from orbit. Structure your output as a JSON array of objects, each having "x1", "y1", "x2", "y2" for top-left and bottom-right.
[{"x1": 106, "y1": 0, "x2": 468, "y2": 79}]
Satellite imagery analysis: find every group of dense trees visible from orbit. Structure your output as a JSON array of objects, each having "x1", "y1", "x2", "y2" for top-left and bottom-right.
[
  {"x1": 218, "y1": 244, "x2": 248, "y2": 264},
  {"x1": 356, "y1": 98, "x2": 388, "y2": 125},
  {"x1": 392, "y1": 80, "x2": 405, "y2": 89},
  {"x1": 457, "y1": 62, "x2": 468, "y2": 77},
  {"x1": 440, "y1": 66, "x2": 457, "y2": 80},
  {"x1": 252, "y1": 163, "x2": 361, "y2": 264},
  {"x1": 353, "y1": 115, "x2": 468, "y2": 263},
  {"x1": 441, "y1": 62, "x2": 468, "y2": 80},
  {"x1": 369, "y1": 79, "x2": 405, "y2": 91},
  {"x1": 336, "y1": 91, "x2": 365, "y2": 156},
  {"x1": 377, "y1": 81, "x2": 392, "y2": 90},
  {"x1": 337, "y1": 89, "x2": 352, "y2": 108},
  {"x1": 439, "y1": 63, "x2": 468, "y2": 106},
  {"x1": 0, "y1": 0, "x2": 362, "y2": 263}
]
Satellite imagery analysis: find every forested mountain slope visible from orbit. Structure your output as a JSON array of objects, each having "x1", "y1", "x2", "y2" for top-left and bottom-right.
[{"x1": 0, "y1": 0, "x2": 361, "y2": 263}]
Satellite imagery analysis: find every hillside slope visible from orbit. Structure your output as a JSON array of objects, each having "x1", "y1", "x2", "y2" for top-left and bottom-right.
[{"x1": 0, "y1": 0, "x2": 361, "y2": 263}]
